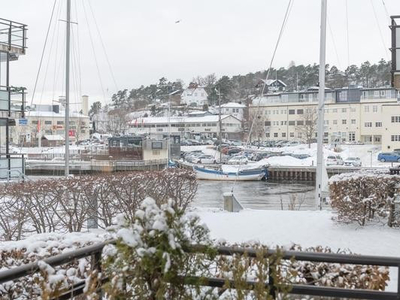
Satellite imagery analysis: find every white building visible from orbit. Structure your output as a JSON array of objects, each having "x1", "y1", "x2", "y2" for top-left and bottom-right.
[
  {"x1": 180, "y1": 84, "x2": 208, "y2": 107},
  {"x1": 128, "y1": 115, "x2": 242, "y2": 140},
  {"x1": 249, "y1": 87, "x2": 400, "y2": 149},
  {"x1": 11, "y1": 104, "x2": 90, "y2": 146},
  {"x1": 220, "y1": 102, "x2": 246, "y2": 121}
]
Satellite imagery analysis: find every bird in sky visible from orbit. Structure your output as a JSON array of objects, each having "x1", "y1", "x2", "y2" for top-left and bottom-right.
[{"x1": 175, "y1": 19, "x2": 182, "y2": 24}]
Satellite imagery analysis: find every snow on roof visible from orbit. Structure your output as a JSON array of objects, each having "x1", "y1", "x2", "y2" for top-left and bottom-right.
[
  {"x1": 260, "y1": 79, "x2": 287, "y2": 87},
  {"x1": 26, "y1": 110, "x2": 89, "y2": 118},
  {"x1": 221, "y1": 102, "x2": 246, "y2": 108},
  {"x1": 130, "y1": 114, "x2": 239, "y2": 124},
  {"x1": 43, "y1": 135, "x2": 64, "y2": 141}
]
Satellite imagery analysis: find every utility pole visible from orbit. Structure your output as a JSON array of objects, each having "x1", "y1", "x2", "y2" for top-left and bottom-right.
[
  {"x1": 64, "y1": 0, "x2": 71, "y2": 177},
  {"x1": 315, "y1": 0, "x2": 327, "y2": 210}
]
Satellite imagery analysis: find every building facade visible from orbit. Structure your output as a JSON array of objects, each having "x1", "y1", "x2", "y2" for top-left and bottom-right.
[
  {"x1": 249, "y1": 87, "x2": 400, "y2": 148},
  {"x1": 220, "y1": 102, "x2": 246, "y2": 121},
  {"x1": 128, "y1": 115, "x2": 242, "y2": 140},
  {"x1": 11, "y1": 104, "x2": 90, "y2": 146}
]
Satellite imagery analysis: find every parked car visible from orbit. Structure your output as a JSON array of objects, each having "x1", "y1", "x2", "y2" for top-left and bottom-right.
[
  {"x1": 377, "y1": 152, "x2": 400, "y2": 162},
  {"x1": 228, "y1": 155, "x2": 248, "y2": 165},
  {"x1": 291, "y1": 153, "x2": 311, "y2": 159},
  {"x1": 343, "y1": 157, "x2": 362, "y2": 167},
  {"x1": 227, "y1": 148, "x2": 242, "y2": 156},
  {"x1": 326, "y1": 155, "x2": 344, "y2": 166},
  {"x1": 193, "y1": 155, "x2": 217, "y2": 164}
]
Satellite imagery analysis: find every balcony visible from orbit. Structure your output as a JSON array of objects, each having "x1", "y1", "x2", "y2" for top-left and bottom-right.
[
  {"x1": 0, "y1": 18, "x2": 27, "y2": 55},
  {"x1": 0, "y1": 86, "x2": 25, "y2": 114}
]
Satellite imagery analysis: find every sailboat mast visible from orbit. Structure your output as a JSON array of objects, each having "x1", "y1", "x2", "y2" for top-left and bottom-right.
[
  {"x1": 65, "y1": 0, "x2": 71, "y2": 177},
  {"x1": 218, "y1": 87, "x2": 222, "y2": 163},
  {"x1": 315, "y1": 0, "x2": 327, "y2": 209}
]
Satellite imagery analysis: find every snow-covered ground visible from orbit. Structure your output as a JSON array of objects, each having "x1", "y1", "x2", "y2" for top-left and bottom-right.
[{"x1": 194, "y1": 208, "x2": 400, "y2": 291}]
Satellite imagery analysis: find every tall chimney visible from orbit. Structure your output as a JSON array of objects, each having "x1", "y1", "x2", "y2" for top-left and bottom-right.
[{"x1": 82, "y1": 95, "x2": 89, "y2": 116}]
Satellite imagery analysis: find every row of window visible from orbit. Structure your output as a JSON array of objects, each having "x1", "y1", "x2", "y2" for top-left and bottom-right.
[
  {"x1": 224, "y1": 108, "x2": 241, "y2": 113},
  {"x1": 31, "y1": 120, "x2": 85, "y2": 126},
  {"x1": 392, "y1": 135, "x2": 400, "y2": 142},
  {"x1": 391, "y1": 116, "x2": 400, "y2": 123},
  {"x1": 263, "y1": 105, "x2": 384, "y2": 115},
  {"x1": 364, "y1": 122, "x2": 382, "y2": 128}
]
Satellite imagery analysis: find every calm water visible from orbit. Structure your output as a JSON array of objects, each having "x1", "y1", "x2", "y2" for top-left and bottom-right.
[{"x1": 193, "y1": 180, "x2": 316, "y2": 210}]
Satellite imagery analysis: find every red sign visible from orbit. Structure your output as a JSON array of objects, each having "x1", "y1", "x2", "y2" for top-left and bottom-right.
[{"x1": 68, "y1": 130, "x2": 75, "y2": 137}]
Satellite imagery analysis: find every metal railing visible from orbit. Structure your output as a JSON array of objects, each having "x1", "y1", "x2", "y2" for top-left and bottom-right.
[
  {"x1": 0, "y1": 85, "x2": 26, "y2": 114},
  {"x1": 0, "y1": 241, "x2": 399, "y2": 299},
  {"x1": 0, "y1": 18, "x2": 27, "y2": 53}
]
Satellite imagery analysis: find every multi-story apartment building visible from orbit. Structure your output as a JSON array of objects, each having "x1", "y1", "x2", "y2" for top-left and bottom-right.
[
  {"x1": 128, "y1": 115, "x2": 242, "y2": 140},
  {"x1": 0, "y1": 18, "x2": 27, "y2": 179},
  {"x1": 249, "y1": 87, "x2": 400, "y2": 150}
]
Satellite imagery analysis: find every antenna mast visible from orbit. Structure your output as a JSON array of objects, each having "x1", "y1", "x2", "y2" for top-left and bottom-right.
[{"x1": 65, "y1": 0, "x2": 71, "y2": 177}]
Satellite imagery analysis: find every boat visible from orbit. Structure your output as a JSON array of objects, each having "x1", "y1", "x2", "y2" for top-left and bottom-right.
[{"x1": 193, "y1": 165, "x2": 268, "y2": 181}]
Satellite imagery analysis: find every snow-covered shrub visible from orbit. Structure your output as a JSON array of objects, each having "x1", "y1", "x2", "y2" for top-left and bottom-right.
[
  {"x1": 0, "y1": 169, "x2": 197, "y2": 240},
  {"x1": 288, "y1": 244, "x2": 389, "y2": 290},
  {"x1": 329, "y1": 172, "x2": 400, "y2": 226},
  {"x1": 0, "y1": 231, "x2": 109, "y2": 299},
  {"x1": 98, "y1": 198, "x2": 217, "y2": 299}
]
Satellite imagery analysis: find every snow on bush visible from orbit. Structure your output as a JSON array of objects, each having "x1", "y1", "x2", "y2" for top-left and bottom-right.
[
  {"x1": 329, "y1": 172, "x2": 400, "y2": 226},
  {"x1": 0, "y1": 169, "x2": 197, "y2": 241},
  {"x1": 0, "y1": 231, "x2": 110, "y2": 299}
]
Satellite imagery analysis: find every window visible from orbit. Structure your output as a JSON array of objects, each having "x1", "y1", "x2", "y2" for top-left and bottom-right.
[
  {"x1": 289, "y1": 109, "x2": 295, "y2": 115},
  {"x1": 57, "y1": 121, "x2": 64, "y2": 125},
  {"x1": 351, "y1": 107, "x2": 356, "y2": 112},
  {"x1": 290, "y1": 132, "x2": 294, "y2": 138},
  {"x1": 32, "y1": 120, "x2": 38, "y2": 125},
  {"x1": 391, "y1": 135, "x2": 400, "y2": 142},
  {"x1": 324, "y1": 120, "x2": 329, "y2": 125},
  {"x1": 333, "y1": 109, "x2": 337, "y2": 113},
  {"x1": 375, "y1": 122, "x2": 382, "y2": 127},
  {"x1": 289, "y1": 121, "x2": 295, "y2": 126},
  {"x1": 373, "y1": 106, "x2": 378, "y2": 112},
  {"x1": 281, "y1": 110, "x2": 286, "y2": 114},
  {"x1": 342, "y1": 108, "x2": 347, "y2": 113},
  {"x1": 282, "y1": 132, "x2": 286, "y2": 138},
  {"x1": 364, "y1": 106, "x2": 369, "y2": 112},
  {"x1": 266, "y1": 133, "x2": 270, "y2": 138},
  {"x1": 364, "y1": 122, "x2": 372, "y2": 127},
  {"x1": 333, "y1": 120, "x2": 337, "y2": 125},
  {"x1": 45, "y1": 120, "x2": 52, "y2": 125},
  {"x1": 280, "y1": 121, "x2": 287, "y2": 125},
  {"x1": 351, "y1": 119, "x2": 356, "y2": 124},
  {"x1": 265, "y1": 121, "x2": 271, "y2": 126},
  {"x1": 342, "y1": 119, "x2": 347, "y2": 125},
  {"x1": 152, "y1": 150, "x2": 161, "y2": 155},
  {"x1": 349, "y1": 132, "x2": 355, "y2": 142},
  {"x1": 391, "y1": 116, "x2": 400, "y2": 123},
  {"x1": 374, "y1": 136, "x2": 381, "y2": 142},
  {"x1": 274, "y1": 133, "x2": 278, "y2": 137},
  {"x1": 297, "y1": 120, "x2": 304, "y2": 126},
  {"x1": 81, "y1": 130, "x2": 86, "y2": 133},
  {"x1": 324, "y1": 109, "x2": 329, "y2": 113},
  {"x1": 45, "y1": 130, "x2": 52, "y2": 134},
  {"x1": 298, "y1": 132, "x2": 302, "y2": 138},
  {"x1": 152, "y1": 141, "x2": 163, "y2": 149},
  {"x1": 297, "y1": 109, "x2": 304, "y2": 114},
  {"x1": 157, "y1": 128, "x2": 163, "y2": 132}
]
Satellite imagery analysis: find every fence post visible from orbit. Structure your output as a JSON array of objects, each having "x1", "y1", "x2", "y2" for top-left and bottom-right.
[{"x1": 91, "y1": 250, "x2": 103, "y2": 296}]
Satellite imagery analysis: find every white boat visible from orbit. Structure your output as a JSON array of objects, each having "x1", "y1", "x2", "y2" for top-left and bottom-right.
[{"x1": 193, "y1": 165, "x2": 267, "y2": 181}]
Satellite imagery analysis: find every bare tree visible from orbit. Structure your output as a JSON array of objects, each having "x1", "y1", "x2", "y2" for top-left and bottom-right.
[
  {"x1": 248, "y1": 112, "x2": 266, "y2": 145},
  {"x1": 107, "y1": 108, "x2": 130, "y2": 135},
  {"x1": 295, "y1": 107, "x2": 317, "y2": 148}
]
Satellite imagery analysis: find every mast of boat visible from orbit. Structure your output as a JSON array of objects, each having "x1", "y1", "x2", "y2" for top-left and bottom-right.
[
  {"x1": 218, "y1": 87, "x2": 222, "y2": 164},
  {"x1": 315, "y1": 0, "x2": 327, "y2": 209},
  {"x1": 64, "y1": 0, "x2": 71, "y2": 177}
]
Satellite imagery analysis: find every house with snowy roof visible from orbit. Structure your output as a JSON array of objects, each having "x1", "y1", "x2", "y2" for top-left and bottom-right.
[
  {"x1": 256, "y1": 79, "x2": 287, "y2": 94},
  {"x1": 220, "y1": 102, "x2": 246, "y2": 121},
  {"x1": 180, "y1": 83, "x2": 208, "y2": 107}
]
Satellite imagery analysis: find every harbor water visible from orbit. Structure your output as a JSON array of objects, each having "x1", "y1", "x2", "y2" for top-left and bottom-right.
[{"x1": 193, "y1": 180, "x2": 317, "y2": 210}]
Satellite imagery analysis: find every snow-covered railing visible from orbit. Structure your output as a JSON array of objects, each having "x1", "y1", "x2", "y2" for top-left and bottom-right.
[{"x1": 0, "y1": 241, "x2": 399, "y2": 299}]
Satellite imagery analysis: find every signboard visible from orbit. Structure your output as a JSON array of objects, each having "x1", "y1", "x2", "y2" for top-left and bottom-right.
[
  {"x1": 68, "y1": 130, "x2": 75, "y2": 137},
  {"x1": 19, "y1": 119, "x2": 28, "y2": 125}
]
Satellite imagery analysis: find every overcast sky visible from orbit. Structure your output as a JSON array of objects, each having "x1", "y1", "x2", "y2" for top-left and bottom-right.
[{"x1": 2, "y1": 0, "x2": 398, "y2": 109}]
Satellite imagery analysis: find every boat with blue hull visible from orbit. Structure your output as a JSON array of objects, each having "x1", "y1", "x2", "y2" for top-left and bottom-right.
[{"x1": 193, "y1": 165, "x2": 268, "y2": 181}]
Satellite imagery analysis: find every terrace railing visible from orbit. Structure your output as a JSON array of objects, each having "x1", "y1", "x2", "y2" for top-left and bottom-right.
[
  {"x1": 0, "y1": 18, "x2": 27, "y2": 54},
  {"x1": 0, "y1": 154, "x2": 25, "y2": 181},
  {"x1": 0, "y1": 240, "x2": 399, "y2": 299},
  {"x1": 0, "y1": 85, "x2": 26, "y2": 114}
]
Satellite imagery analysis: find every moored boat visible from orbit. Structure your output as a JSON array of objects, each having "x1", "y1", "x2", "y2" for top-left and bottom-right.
[{"x1": 193, "y1": 165, "x2": 267, "y2": 181}]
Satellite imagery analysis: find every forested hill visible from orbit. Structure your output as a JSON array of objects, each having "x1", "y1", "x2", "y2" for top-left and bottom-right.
[{"x1": 108, "y1": 59, "x2": 392, "y2": 111}]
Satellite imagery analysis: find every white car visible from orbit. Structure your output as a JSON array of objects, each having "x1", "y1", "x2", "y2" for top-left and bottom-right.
[
  {"x1": 343, "y1": 157, "x2": 362, "y2": 167},
  {"x1": 228, "y1": 155, "x2": 248, "y2": 165},
  {"x1": 326, "y1": 155, "x2": 344, "y2": 166},
  {"x1": 194, "y1": 155, "x2": 217, "y2": 164}
]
